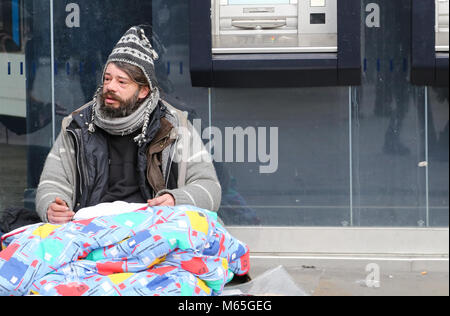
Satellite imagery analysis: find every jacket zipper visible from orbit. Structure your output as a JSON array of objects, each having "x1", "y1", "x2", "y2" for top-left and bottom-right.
[
  {"x1": 164, "y1": 108, "x2": 179, "y2": 188},
  {"x1": 165, "y1": 138, "x2": 177, "y2": 187},
  {"x1": 67, "y1": 128, "x2": 89, "y2": 206}
]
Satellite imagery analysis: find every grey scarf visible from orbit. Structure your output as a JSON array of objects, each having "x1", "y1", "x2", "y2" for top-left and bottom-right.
[{"x1": 90, "y1": 88, "x2": 160, "y2": 146}]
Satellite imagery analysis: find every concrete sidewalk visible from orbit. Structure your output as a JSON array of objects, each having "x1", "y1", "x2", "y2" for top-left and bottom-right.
[{"x1": 245, "y1": 256, "x2": 449, "y2": 296}]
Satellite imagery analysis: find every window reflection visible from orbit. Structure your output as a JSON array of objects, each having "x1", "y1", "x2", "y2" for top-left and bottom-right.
[{"x1": 0, "y1": 0, "x2": 30, "y2": 212}]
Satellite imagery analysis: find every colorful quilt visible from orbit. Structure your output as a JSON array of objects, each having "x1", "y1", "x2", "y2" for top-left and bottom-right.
[{"x1": 0, "y1": 205, "x2": 250, "y2": 296}]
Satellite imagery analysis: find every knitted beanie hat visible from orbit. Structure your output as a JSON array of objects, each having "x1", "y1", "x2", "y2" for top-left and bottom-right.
[
  {"x1": 104, "y1": 25, "x2": 159, "y2": 90},
  {"x1": 88, "y1": 26, "x2": 161, "y2": 146}
]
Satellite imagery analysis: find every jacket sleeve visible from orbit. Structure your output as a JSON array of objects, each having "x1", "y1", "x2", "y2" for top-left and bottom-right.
[
  {"x1": 156, "y1": 119, "x2": 222, "y2": 212},
  {"x1": 35, "y1": 127, "x2": 77, "y2": 222}
]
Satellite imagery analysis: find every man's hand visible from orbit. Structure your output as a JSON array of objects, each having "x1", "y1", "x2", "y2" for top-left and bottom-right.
[
  {"x1": 47, "y1": 197, "x2": 75, "y2": 224},
  {"x1": 147, "y1": 194, "x2": 175, "y2": 207}
]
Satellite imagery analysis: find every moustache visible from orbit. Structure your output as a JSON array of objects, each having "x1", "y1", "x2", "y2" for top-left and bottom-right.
[{"x1": 102, "y1": 91, "x2": 124, "y2": 103}]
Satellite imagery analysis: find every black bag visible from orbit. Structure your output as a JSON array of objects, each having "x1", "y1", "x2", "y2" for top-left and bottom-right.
[{"x1": 0, "y1": 208, "x2": 41, "y2": 234}]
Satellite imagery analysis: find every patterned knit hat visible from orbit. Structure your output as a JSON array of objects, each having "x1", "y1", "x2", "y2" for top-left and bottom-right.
[
  {"x1": 88, "y1": 26, "x2": 161, "y2": 146},
  {"x1": 104, "y1": 25, "x2": 159, "y2": 90}
]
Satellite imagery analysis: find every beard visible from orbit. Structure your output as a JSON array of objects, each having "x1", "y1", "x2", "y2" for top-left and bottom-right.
[{"x1": 98, "y1": 89, "x2": 144, "y2": 118}]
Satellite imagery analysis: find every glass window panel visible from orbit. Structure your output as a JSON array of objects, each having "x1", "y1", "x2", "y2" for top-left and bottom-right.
[
  {"x1": 211, "y1": 87, "x2": 350, "y2": 226},
  {"x1": 0, "y1": 0, "x2": 52, "y2": 213},
  {"x1": 428, "y1": 86, "x2": 449, "y2": 227},
  {"x1": 353, "y1": 0, "x2": 427, "y2": 227},
  {"x1": 152, "y1": 0, "x2": 210, "y2": 120}
]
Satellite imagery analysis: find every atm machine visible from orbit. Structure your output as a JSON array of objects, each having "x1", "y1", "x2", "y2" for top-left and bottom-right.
[
  {"x1": 212, "y1": 0, "x2": 337, "y2": 54},
  {"x1": 436, "y1": 0, "x2": 450, "y2": 53},
  {"x1": 190, "y1": 0, "x2": 361, "y2": 87},
  {"x1": 411, "y1": 0, "x2": 449, "y2": 86}
]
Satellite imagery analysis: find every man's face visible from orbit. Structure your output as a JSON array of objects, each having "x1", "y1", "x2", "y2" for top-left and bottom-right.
[{"x1": 100, "y1": 63, "x2": 150, "y2": 117}]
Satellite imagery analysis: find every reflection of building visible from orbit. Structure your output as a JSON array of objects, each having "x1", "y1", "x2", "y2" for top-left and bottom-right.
[
  {"x1": 0, "y1": 0, "x2": 26, "y2": 134},
  {"x1": 0, "y1": 0, "x2": 22, "y2": 52},
  {"x1": 0, "y1": 53, "x2": 26, "y2": 122}
]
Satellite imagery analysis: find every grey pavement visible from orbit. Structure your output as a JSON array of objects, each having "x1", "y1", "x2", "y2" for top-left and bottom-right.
[{"x1": 245, "y1": 258, "x2": 449, "y2": 296}]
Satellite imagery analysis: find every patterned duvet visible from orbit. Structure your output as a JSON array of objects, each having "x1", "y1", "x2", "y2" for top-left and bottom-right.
[{"x1": 0, "y1": 205, "x2": 250, "y2": 296}]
